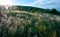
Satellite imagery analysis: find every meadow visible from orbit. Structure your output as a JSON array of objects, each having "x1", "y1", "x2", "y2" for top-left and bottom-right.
[{"x1": 0, "y1": 6, "x2": 60, "y2": 37}]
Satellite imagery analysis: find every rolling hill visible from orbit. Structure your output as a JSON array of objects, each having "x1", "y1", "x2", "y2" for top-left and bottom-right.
[{"x1": 0, "y1": 5, "x2": 60, "y2": 37}]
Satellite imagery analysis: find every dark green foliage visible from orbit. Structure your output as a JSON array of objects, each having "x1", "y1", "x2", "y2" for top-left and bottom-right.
[
  {"x1": 16, "y1": 6, "x2": 49, "y2": 13},
  {"x1": 50, "y1": 9, "x2": 58, "y2": 14}
]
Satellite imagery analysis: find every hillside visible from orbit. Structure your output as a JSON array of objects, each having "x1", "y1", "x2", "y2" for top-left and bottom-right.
[
  {"x1": 8, "y1": 6, "x2": 60, "y2": 15},
  {"x1": 0, "y1": 6, "x2": 60, "y2": 37},
  {"x1": 8, "y1": 6, "x2": 50, "y2": 13}
]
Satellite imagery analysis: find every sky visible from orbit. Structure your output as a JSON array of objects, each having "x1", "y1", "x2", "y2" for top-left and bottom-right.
[{"x1": 0, "y1": 0, "x2": 60, "y2": 11}]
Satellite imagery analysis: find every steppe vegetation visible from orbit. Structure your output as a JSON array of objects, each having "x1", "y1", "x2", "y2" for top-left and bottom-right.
[{"x1": 0, "y1": 6, "x2": 60, "y2": 37}]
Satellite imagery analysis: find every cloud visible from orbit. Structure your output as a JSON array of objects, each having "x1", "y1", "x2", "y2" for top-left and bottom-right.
[
  {"x1": 24, "y1": 0, "x2": 60, "y2": 9},
  {"x1": 6, "y1": 0, "x2": 60, "y2": 10},
  {"x1": 24, "y1": 0, "x2": 49, "y2": 6}
]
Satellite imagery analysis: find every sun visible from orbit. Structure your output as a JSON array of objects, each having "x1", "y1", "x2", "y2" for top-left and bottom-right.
[{"x1": 0, "y1": 0, "x2": 13, "y2": 5}]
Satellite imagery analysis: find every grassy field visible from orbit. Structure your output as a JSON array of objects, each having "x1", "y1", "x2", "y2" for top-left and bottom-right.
[{"x1": 0, "y1": 6, "x2": 60, "y2": 37}]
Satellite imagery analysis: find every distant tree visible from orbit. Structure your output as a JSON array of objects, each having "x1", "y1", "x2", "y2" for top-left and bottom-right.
[{"x1": 50, "y1": 9, "x2": 58, "y2": 14}]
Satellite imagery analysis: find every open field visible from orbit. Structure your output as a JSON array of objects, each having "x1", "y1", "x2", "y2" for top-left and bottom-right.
[{"x1": 0, "y1": 6, "x2": 60, "y2": 37}]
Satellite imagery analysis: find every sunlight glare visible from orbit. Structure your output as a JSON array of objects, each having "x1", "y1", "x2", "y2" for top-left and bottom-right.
[{"x1": 0, "y1": 0, "x2": 13, "y2": 5}]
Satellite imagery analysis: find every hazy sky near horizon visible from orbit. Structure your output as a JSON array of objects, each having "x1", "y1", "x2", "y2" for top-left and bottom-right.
[
  {"x1": 0, "y1": 0, "x2": 60, "y2": 10},
  {"x1": 13, "y1": 0, "x2": 60, "y2": 10}
]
